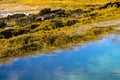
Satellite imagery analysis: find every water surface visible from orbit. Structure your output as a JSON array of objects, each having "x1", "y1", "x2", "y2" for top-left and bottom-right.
[{"x1": 0, "y1": 34, "x2": 120, "y2": 80}]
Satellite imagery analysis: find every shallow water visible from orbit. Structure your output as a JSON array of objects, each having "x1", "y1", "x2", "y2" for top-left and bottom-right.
[{"x1": 0, "y1": 34, "x2": 120, "y2": 80}]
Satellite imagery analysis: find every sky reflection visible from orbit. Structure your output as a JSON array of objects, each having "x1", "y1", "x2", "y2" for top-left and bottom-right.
[{"x1": 0, "y1": 34, "x2": 120, "y2": 80}]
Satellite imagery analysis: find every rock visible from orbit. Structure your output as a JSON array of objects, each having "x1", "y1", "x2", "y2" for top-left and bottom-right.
[
  {"x1": 7, "y1": 14, "x2": 26, "y2": 19},
  {"x1": 39, "y1": 8, "x2": 51, "y2": 15},
  {"x1": 73, "y1": 9, "x2": 83, "y2": 14},
  {"x1": 16, "y1": 17, "x2": 33, "y2": 25},
  {"x1": 43, "y1": 14, "x2": 55, "y2": 20},
  {"x1": 99, "y1": 1, "x2": 112, "y2": 9},
  {"x1": 28, "y1": 14, "x2": 38, "y2": 21},
  {"x1": 29, "y1": 24, "x2": 39, "y2": 29},
  {"x1": 112, "y1": 2, "x2": 120, "y2": 8},
  {"x1": 51, "y1": 9, "x2": 65, "y2": 16},
  {"x1": 0, "y1": 22, "x2": 6, "y2": 28},
  {"x1": 0, "y1": 29, "x2": 14, "y2": 38},
  {"x1": 13, "y1": 29, "x2": 25, "y2": 36},
  {"x1": 66, "y1": 20, "x2": 79, "y2": 26},
  {"x1": 35, "y1": 17, "x2": 43, "y2": 21},
  {"x1": 51, "y1": 20, "x2": 64, "y2": 28}
]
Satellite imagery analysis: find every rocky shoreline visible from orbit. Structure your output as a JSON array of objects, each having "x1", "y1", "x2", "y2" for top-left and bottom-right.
[{"x1": 0, "y1": 1, "x2": 120, "y2": 58}]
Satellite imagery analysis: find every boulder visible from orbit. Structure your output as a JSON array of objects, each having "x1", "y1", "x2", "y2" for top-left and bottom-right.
[
  {"x1": 0, "y1": 22, "x2": 6, "y2": 28},
  {"x1": 7, "y1": 14, "x2": 26, "y2": 19},
  {"x1": 39, "y1": 8, "x2": 51, "y2": 15}
]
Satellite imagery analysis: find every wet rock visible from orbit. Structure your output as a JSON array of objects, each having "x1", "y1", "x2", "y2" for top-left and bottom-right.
[
  {"x1": 0, "y1": 22, "x2": 6, "y2": 28},
  {"x1": 51, "y1": 20, "x2": 64, "y2": 28},
  {"x1": 66, "y1": 20, "x2": 79, "y2": 26},
  {"x1": 0, "y1": 29, "x2": 14, "y2": 38},
  {"x1": 7, "y1": 14, "x2": 26, "y2": 19},
  {"x1": 39, "y1": 8, "x2": 51, "y2": 15}
]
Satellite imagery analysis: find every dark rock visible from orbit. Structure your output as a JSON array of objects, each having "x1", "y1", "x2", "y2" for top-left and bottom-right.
[
  {"x1": 66, "y1": 20, "x2": 79, "y2": 26},
  {"x1": 0, "y1": 29, "x2": 14, "y2": 38},
  {"x1": 39, "y1": 8, "x2": 51, "y2": 15},
  {"x1": 43, "y1": 14, "x2": 55, "y2": 20},
  {"x1": 51, "y1": 9, "x2": 65, "y2": 16},
  {"x1": 0, "y1": 22, "x2": 6, "y2": 28},
  {"x1": 7, "y1": 14, "x2": 26, "y2": 19},
  {"x1": 51, "y1": 20, "x2": 64, "y2": 28},
  {"x1": 99, "y1": 1, "x2": 112, "y2": 9}
]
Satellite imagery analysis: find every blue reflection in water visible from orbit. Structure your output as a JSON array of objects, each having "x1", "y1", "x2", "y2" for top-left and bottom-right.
[{"x1": 0, "y1": 35, "x2": 120, "y2": 80}]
